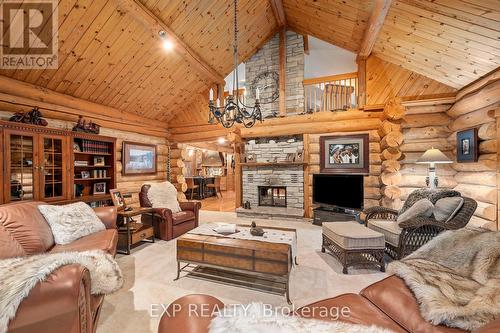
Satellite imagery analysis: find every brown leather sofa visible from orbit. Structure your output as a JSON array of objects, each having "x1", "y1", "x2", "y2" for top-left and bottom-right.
[
  {"x1": 139, "y1": 184, "x2": 201, "y2": 241},
  {"x1": 0, "y1": 201, "x2": 118, "y2": 333},
  {"x1": 157, "y1": 275, "x2": 500, "y2": 333}
]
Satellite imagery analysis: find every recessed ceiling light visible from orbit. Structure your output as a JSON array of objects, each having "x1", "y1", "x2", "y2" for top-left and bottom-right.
[{"x1": 162, "y1": 39, "x2": 174, "y2": 51}]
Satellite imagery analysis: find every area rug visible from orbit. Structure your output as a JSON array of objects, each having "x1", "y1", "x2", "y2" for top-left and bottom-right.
[
  {"x1": 388, "y1": 228, "x2": 500, "y2": 330},
  {"x1": 97, "y1": 211, "x2": 388, "y2": 333}
]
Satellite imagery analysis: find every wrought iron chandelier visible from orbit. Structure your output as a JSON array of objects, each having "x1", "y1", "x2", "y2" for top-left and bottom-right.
[{"x1": 208, "y1": 0, "x2": 262, "y2": 128}]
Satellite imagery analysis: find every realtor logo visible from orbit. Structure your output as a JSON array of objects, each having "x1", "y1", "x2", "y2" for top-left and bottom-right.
[{"x1": 1, "y1": 0, "x2": 58, "y2": 69}]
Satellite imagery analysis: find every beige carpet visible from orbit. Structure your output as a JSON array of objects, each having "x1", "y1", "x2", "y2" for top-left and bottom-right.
[{"x1": 97, "y1": 211, "x2": 388, "y2": 333}]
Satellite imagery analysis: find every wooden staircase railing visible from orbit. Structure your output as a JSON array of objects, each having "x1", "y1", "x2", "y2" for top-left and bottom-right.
[{"x1": 303, "y1": 72, "x2": 358, "y2": 113}]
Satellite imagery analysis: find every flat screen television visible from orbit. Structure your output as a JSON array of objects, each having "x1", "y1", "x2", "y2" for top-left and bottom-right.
[{"x1": 313, "y1": 174, "x2": 364, "y2": 210}]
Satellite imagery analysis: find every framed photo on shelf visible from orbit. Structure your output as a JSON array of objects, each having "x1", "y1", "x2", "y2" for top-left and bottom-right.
[
  {"x1": 94, "y1": 156, "x2": 105, "y2": 166},
  {"x1": 245, "y1": 153, "x2": 256, "y2": 163},
  {"x1": 320, "y1": 134, "x2": 369, "y2": 174},
  {"x1": 73, "y1": 142, "x2": 81, "y2": 152},
  {"x1": 110, "y1": 189, "x2": 126, "y2": 210},
  {"x1": 93, "y1": 182, "x2": 106, "y2": 195},
  {"x1": 81, "y1": 171, "x2": 90, "y2": 179},
  {"x1": 456, "y1": 128, "x2": 478, "y2": 163},
  {"x1": 122, "y1": 141, "x2": 157, "y2": 175}
]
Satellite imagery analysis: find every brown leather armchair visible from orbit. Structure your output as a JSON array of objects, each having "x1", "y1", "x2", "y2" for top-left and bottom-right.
[
  {"x1": 0, "y1": 201, "x2": 118, "y2": 333},
  {"x1": 157, "y1": 275, "x2": 500, "y2": 333},
  {"x1": 139, "y1": 184, "x2": 201, "y2": 241}
]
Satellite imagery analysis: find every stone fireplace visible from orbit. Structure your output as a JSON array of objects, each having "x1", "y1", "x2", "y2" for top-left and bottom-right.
[
  {"x1": 259, "y1": 186, "x2": 287, "y2": 207},
  {"x1": 237, "y1": 136, "x2": 305, "y2": 219}
]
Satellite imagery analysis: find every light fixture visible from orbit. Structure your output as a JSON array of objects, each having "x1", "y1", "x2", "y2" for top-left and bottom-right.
[
  {"x1": 207, "y1": 0, "x2": 262, "y2": 128},
  {"x1": 158, "y1": 30, "x2": 173, "y2": 51},
  {"x1": 188, "y1": 149, "x2": 194, "y2": 157},
  {"x1": 416, "y1": 148, "x2": 452, "y2": 189},
  {"x1": 217, "y1": 137, "x2": 226, "y2": 144}
]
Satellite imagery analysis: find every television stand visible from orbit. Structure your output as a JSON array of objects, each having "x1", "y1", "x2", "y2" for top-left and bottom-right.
[{"x1": 313, "y1": 206, "x2": 360, "y2": 226}]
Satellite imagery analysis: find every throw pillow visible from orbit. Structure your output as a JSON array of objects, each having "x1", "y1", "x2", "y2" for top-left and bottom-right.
[
  {"x1": 434, "y1": 197, "x2": 464, "y2": 222},
  {"x1": 399, "y1": 188, "x2": 460, "y2": 215},
  {"x1": 146, "y1": 181, "x2": 182, "y2": 213},
  {"x1": 38, "y1": 202, "x2": 105, "y2": 245},
  {"x1": 397, "y1": 198, "x2": 434, "y2": 225}
]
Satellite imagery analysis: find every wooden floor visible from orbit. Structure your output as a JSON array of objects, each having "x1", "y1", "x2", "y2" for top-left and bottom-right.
[{"x1": 200, "y1": 191, "x2": 236, "y2": 212}]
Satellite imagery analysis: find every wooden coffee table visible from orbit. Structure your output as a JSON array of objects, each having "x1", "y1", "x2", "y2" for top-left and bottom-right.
[{"x1": 175, "y1": 226, "x2": 297, "y2": 304}]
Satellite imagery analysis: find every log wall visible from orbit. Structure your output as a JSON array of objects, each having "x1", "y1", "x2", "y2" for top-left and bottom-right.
[
  {"x1": 306, "y1": 127, "x2": 382, "y2": 218},
  {"x1": 0, "y1": 110, "x2": 169, "y2": 208},
  {"x1": 447, "y1": 76, "x2": 499, "y2": 230}
]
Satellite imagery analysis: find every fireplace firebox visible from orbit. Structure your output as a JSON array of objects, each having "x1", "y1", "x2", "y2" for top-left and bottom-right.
[{"x1": 258, "y1": 186, "x2": 287, "y2": 207}]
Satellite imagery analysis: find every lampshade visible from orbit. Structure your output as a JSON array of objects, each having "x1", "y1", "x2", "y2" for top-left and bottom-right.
[{"x1": 416, "y1": 148, "x2": 452, "y2": 164}]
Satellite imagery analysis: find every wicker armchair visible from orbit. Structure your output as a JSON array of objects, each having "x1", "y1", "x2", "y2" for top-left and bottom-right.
[{"x1": 363, "y1": 197, "x2": 477, "y2": 259}]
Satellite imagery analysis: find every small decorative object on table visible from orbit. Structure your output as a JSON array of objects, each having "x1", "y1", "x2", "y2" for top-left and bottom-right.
[
  {"x1": 110, "y1": 189, "x2": 127, "y2": 211},
  {"x1": 250, "y1": 221, "x2": 265, "y2": 236},
  {"x1": 72, "y1": 115, "x2": 100, "y2": 134},
  {"x1": 9, "y1": 107, "x2": 48, "y2": 126},
  {"x1": 213, "y1": 223, "x2": 239, "y2": 235},
  {"x1": 456, "y1": 128, "x2": 478, "y2": 163}
]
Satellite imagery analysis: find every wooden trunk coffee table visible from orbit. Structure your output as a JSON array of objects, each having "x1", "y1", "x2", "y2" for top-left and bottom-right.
[{"x1": 175, "y1": 226, "x2": 297, "y2": 304}]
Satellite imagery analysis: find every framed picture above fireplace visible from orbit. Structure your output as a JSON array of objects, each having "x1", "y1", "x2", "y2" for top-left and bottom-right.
[{"x1": 320, "y1": 134, "x2": 369, "y2": 174}]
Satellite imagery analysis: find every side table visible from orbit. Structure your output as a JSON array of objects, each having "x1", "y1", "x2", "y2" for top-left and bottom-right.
[{"x1": 117, "y1": 207, "x2": 155, "y2": 255}]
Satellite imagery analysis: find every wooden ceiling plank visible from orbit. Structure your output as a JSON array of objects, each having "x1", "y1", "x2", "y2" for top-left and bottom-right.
[
  {"x1": 358, "y1": 0, "x2": 393, "y2": 58},
  {"x1": 270, "y1": 0, "x2": 287, "y2": 27},
  {"x1": 376, "y1": 30, "x2": 496, "y2": 76},
  {"x1": 43, "y1": 0, "x2": 109, "y2": 89},
  {"x1": 117, "y1": 0, "x2": 225, "y2": 85},
  {"x1": 386, "y1": 6, "x2": 500, "y2": 57},
  {"x1": 397, "y1": 0, "x2": 500, "y2": 39},
  {"x1": 66, "y1": 19, "x2": 140, "y2": 97},
  {"x1": 43, "y1": 1, "x2": 119, "y2": 92}
]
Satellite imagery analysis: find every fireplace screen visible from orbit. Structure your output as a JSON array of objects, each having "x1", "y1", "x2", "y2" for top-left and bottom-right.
[{"x1": 258, "y1": 186, "x2": 287, "y2": 207}]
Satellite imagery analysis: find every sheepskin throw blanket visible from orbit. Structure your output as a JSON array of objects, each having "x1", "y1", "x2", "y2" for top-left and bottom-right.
[
  {"x1": 209, "y1": 303, "x2": 394, "y2": 333},
  {"x1": 388, "y1": 228, "x2": 500, "y2": 331},
  {"x1": 0, "y1": 250, "x2": 123, "y2": 333}
]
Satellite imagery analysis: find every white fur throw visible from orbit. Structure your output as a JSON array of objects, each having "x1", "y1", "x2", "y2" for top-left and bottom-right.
[
  {"x1": 146, "y1": 181, "x2": 181, "y2": 213},
  {"x1": 38, "y1": 202, "x2": 105, "y2": 244},
  {"x1": 209, "y1": 303, "x2": 394, "y2": 333},
  {"x1": 0, "y1": 250, "x2": 123, "y2": 333},
  {"x1": 388, "y1": 228, "x2": 500, "y2": 331}
]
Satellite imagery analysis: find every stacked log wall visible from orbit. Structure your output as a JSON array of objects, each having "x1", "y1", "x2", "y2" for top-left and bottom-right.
[
  {"x1": 399, "y1": 100, "x2": 455, "y2": 206},
  {"x1": 447, "y1": 77, "x2": 499, "y2": 230},
  {"x1": 169, "y1": 143, "x2": 188, "y2": 202},
  {"x1": 378, "y1": 98, "x2": 405, "y2": 209}
]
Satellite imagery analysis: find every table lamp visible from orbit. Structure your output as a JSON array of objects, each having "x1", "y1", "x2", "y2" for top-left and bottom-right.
[{"x1": 416, "y1": 148, "x2": 452, "y2": 189}]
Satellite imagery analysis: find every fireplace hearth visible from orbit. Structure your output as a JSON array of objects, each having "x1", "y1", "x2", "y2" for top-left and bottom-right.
[{"x1": 259, "y1": 186, "x2": 287, "y2": 207}]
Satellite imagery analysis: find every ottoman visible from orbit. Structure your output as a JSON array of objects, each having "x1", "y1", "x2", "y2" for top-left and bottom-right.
[{"x1": 321, "y1": 222, "x2": 385, "y2": 274}]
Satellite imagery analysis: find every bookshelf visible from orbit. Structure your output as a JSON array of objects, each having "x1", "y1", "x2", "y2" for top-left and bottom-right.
[{"x1": 72, "y1": 133, "x2": 116, "y2": 207}]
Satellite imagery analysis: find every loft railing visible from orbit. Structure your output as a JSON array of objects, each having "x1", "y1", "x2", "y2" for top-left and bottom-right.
[{"x1": 303, "y1": 72, "x2": 358, "y2": 113}]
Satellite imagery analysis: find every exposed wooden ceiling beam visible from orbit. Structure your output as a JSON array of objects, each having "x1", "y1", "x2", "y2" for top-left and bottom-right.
[
  {"x1": 303, "y1": 34, "x2": 309, "y2": 55},
  {"x1": 270, "y1": 0, "x2": 287, "y2": 28},
  {"x1": 358, "y1": 0, "x2": 392, "y2": 58},
  {"x1": 117, "y1": 0, "x2": 225, "y2": 85}
]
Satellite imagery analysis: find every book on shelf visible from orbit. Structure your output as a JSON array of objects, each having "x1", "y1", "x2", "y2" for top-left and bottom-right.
[
  {"x1": 80, "y1": 139, "x2": 110, "y2": 154},
  {"x1": 74, "y1": 161, "x2": 89, "y2": 166}
]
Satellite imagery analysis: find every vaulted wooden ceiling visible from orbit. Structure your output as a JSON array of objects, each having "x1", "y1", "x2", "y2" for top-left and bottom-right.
[
  {"x1": 0, "y1": 0, "x2": 498, "y2": 128},
  {"x1": 372, "y1": 0, "x2": 500, "y2": 89}
]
